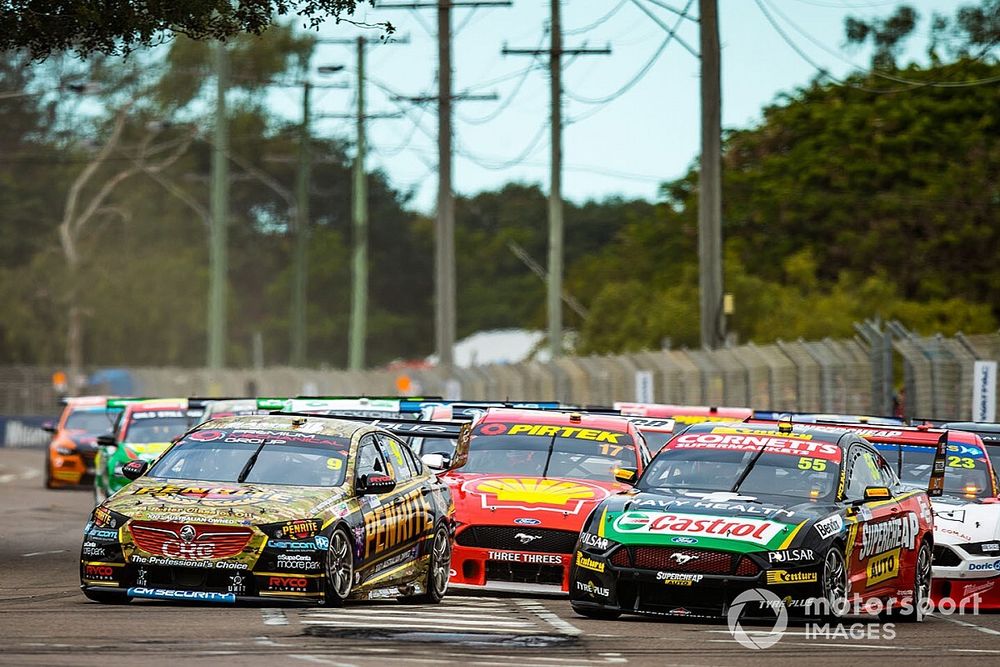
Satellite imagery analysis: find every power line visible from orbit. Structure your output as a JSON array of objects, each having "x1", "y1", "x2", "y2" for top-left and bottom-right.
[
  {"x1": 755, "y1": 0, "x2": 1000, "y2": 93},
  {"x1": 563, "y1": 34, "x2": 671, "y2": 105},
  {"x1": 564, "y1": 0, "x2": 630, "y2": 36},
  {"x1": 562, "y1": 0, "x2": 695, "y2": 106},
  {"x1": 459, "y1": 32, "x2": 546, "y2": 125},
  {"x1": 456, "y1": 121, "x2": 548, "y2": 170},
  {"x1": 630, "y1": 0, "x2": 699, "y2": 58},
  {"x1": 764, "y1": 0, "x2": 1000, "y2": 87}
]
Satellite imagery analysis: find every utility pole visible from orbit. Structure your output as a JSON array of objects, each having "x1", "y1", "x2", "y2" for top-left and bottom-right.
[
  {"x1": 350, "y1": 36, "x2": 368, "y2": 371},
  {"x1": 379, "y1": 2, "x2": 511, "y2": 372},
  {"x1": 503, "y1": 3, "x2": 610, "y2": 358},
  {"x1": 291, "y1": 79, "x2": 311, "y2": 367},
  {"x1": 699, "y1": 0, "x2": 724, "y2": 349},
  {"x1": 319, "y1": 36, "x2": 406, "y2": 370},
  {"x1": 208, "y1": 42, "x2": 229, "y2": 370}
]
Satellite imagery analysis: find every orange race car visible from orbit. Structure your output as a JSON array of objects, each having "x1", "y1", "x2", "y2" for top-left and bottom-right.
[{"x1": 42, "y1": 396, "x2": 120, "y2": 489}]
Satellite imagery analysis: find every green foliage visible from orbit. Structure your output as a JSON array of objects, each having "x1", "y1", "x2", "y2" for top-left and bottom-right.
[{"x1": 0, "y1": 1, "x2": 385, "y2": 60}]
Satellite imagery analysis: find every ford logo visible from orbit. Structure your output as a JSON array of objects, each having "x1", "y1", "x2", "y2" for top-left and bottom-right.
[
  {"x1": 514, "y1": 518, "x2": 541, "y2": 525},
  {"x1": 671, "y1": 536, "x2": 698, "y2": 545}
]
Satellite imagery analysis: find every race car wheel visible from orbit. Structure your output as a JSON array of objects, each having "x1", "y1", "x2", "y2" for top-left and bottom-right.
[
  {"x1": 83, "y1": 589, "x2": 131, "y2": 605},
  {"x1": 400, "y1": 523, "x2": 451, "y2": 604},
  {"x1": 571, "y1": 604, "x2": 621, "y2": 620},
  {"x1": 898, "y1": 540, "x2": 932, "y2": 622},
  {"x1": 44, "y1": 452, "x2": 56, "y2": 489},
  {"x1": 820, "y1": 546, "x2": 848, "y2": 618},
  {"x1": 324, "y1": 527, "x2": 354, "y2": 606}
]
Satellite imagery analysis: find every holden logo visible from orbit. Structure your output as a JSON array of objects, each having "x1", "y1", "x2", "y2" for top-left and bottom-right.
[
  {"x1": 179, "y1": 525, "x2": 197, "y2": 543},
  {"x1": 514, "y1": 533, "x2": 542, "y2": 545},
  {"x1": 670, "y1": 552, "x2": 699, "y2": 565}
]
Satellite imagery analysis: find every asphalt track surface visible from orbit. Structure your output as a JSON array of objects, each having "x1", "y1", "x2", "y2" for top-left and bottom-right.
[{"x1": 3, "y1": 448, "x2": 1000, "y2": 667}]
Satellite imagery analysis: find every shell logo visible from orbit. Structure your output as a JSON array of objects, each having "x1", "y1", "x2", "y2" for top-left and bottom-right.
[{"x1": 466, "y1": 477, "x2": 609, "y2": 515}]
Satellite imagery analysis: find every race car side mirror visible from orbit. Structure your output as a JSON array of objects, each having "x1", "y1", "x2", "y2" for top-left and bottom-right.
[
  {"x1": 122, "y1": 460, "x2": 148, "y2": 481},
  {"x1": 614, "y1": 467, "x2": 638, "y2": 485},
  {"x1": 420, "y1": 453, "x2": 450, "y2": 471},
  {"x1": 41, "y1": 420, "x2": 57, "y2": 433},
  {"x1": 96, "y1": 433, "x2": 117, "y2": 449},
  {"x1": 359, "y1": 474, "x2": 396, "y2": 495},
  {"x1": 863, "y1": 486, "x2": 892, "y2": 502}
]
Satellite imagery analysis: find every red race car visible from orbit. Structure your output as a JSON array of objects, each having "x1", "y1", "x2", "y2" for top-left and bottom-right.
[{"x1": 440, "y1": 408, "x2": 651, "y2": 594}]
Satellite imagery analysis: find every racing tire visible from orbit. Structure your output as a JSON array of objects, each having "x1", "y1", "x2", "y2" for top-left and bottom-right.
[
  {"x1": 82, "y1": 589, "x2": 131, "y2": 605},
  {"x1": 44, "y1": 452, "x2": 57, "y2": 489},
  {"x1": 898, "y1": 540, "x2": 932, "y2": 623},
  {"x1": 571, "y1": 604, "x2": 621, "y2": 620},
  {"x1": 820, "y1": 545, "x2": 849, "y2": 618},
  {"x1": 324, "y1": 527, "x2": 354, "y2": 606},
  {"x1": 400, "y1": 523, "x2": 451, "y2": 605}
]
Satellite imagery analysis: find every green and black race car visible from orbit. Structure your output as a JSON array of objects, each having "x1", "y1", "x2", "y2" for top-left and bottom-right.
[
  {"x1": 93, "y1": 398, "x2": 200, "y2": 505},
  {"x1": 81, "y1": 413, "x2": 461, "y2": 605},
  {"x1": 570, "y1": 421, "x2": 941, "y2": 620}
]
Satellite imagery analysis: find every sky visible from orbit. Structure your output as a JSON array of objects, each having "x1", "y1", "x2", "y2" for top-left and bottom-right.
[{"x1": 273, "y1": 0, "x2": 963, "y2": 213}]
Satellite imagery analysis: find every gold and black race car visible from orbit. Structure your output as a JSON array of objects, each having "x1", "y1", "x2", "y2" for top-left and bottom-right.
[{"x1": 80, "y1": 413, "x2": 461, "y2": 605}]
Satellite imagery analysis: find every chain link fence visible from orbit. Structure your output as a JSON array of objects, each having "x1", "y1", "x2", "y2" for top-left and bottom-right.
[{"x1": 3, "y1": 326, "x2": 998, "y2": 424}]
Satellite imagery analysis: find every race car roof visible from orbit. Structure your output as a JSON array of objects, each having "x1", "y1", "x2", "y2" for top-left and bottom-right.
[
  {"x1": 61, "y1": 395, "x2": 112, "y2": 408},
  {"x1": 615, "y1": 402, "x2": 752, "y2": 419},
  {"x1": 678, "y1": 420, "x2": 854, "y2": 446},
  {"x1": 123, "y1": 398, "x2": 190, "y2": 413},
  {"x1": 477, "y1": 407, "x2": 637, "y2": 432},
  {"x1": 206, "y1": 414, "x2": 366, "y2": 439},
  {"x1": 940, "y1": 422, "x2": 1000, "y2": 447}
]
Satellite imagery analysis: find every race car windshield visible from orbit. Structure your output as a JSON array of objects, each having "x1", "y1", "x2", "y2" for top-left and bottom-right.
[
  {"x1": 640, "y1": 448, "x2": 839, "y2": 501},
  {"x1": 876, "y1": 443, "x2": 993, "y2": 498},
  {"x1": 65, "y1": 410, "x2": 114, "y2": 434},
  {"x1": 122, "y1": 416, "x2": 192, "y2": 444},
  {"x1": 637, "y1": 431, "x2": 673, "y2": 453},
  {"x1": 464, "y1": 424, "x2": 636, "y2": 481},
  {"x1": 146, "y1": 429, "x2": 350, "y2": 486}
]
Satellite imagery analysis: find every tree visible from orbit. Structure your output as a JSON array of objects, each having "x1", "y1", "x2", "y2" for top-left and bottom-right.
[
  {"x1": 59, "y1": 107, "x2": 194, "y2": 388},
  {"x1": 0, "y1": 1, "x2": 390, "y2": 59},
  {"x1": 845, "y1": 5, "x2": 919, "y2": 69}
]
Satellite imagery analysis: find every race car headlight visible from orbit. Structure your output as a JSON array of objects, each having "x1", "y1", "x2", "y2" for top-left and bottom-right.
[{"x1": 55, "y1": 445, "x2": 75, "y2": 456}]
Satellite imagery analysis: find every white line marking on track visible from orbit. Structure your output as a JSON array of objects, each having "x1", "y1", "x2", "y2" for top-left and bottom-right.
[
  {"x1": 949, "y1": 649, "x2": 1000, "y2": 654},
  {"x1": 304, "y1": 613, "x2": 534, "y2": 627},
  {"x1": 708, "y1": 639, "x2": 897, "y2": 649},
  {"x1": 255, "y1": 636, "x2": 295, "y2": 647},
  {"x1": 939, "y1": 614, "x2": 1000, "y2": 637},
  {"x1": 21, "y1": 550, "x2": 66, "y2": 557},
  {"x1": 288, "y1": 656, "x2": 357, "y2": 667},
  {"x1": 261, "y1": 608, "x2": 289, "y2": 626},
  {"x1": 300, "y1": 620, "x2": 546, "y2": 633},
  {"x1": 514, "y1": 599, "x2": 583, "y2": 636}
]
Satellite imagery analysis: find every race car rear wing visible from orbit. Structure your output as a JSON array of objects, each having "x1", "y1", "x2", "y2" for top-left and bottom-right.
[
  {"x1": 751, "y1": 411, "x2": 905, "y2": 426},
  {"x1": 624, "y1": 416, "x2": 676, "y2": 431},
  {"x1": 928, "y1": 433, "x2": 948, "y2": 497},
  {"x1": 277, "y1": 412, "x2": 472, "y2": 470}
]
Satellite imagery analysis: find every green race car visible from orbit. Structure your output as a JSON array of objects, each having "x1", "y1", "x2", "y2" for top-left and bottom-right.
[{"x1": 94, "y1": 399, "x2": 200, "y2": 505}]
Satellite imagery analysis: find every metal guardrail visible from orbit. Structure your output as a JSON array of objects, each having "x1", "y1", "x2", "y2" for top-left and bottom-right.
[{"x1": 1, "y1": 326, "x2": 997, "y2": 423}]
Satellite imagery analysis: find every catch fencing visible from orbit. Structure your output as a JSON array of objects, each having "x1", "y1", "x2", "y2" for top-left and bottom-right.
[{"x1": 2, "y1": 324, "x2": 998, "y2": 431}]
